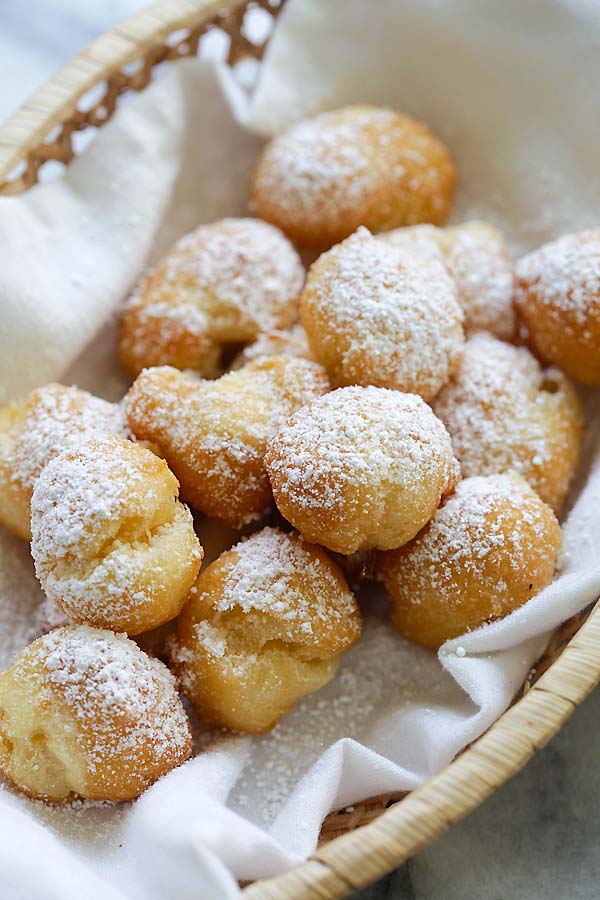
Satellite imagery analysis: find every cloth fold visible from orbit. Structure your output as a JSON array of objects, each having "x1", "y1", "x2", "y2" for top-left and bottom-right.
[{"x1": 1, "y1": 1, "x2": 600, "y2": 897}]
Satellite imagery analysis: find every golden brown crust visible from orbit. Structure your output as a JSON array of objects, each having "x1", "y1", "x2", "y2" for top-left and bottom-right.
[
  {"x1": 170, "y1": 527, "x2": 361, "y2": 733},
  {"x1": 252, "y1": 105, "x2": 456, "y2": 248},
  {"x1": 378, "y1": 474, "x2": 562, "y2": 650},
  {"x1": 30, "y1": 437, "x2": 203, "y2": 635},
  {"x1": 265, "y1": 386, "x2": 459, "y2": 555},
  {"x1": 0, "y1": 384, "x2": 129, "y2": 540},
  {"x1": 118, "y1": 218, "x2": 305, "y2": 378},
  {"x1": 0, "y1": 401, "x2": 30, "y2": 539},
  {"x1": 515, "y1": 230, "x2": 600, "y2": 384},
  {"x1": 0, "y1": 626, "x2": 191, "y2": 802},
  {"x1": 300, "y1": 228, "x2": 464, "y2": 399},
  {"x1": 124, "y1": 356, "x2": 329, "y2": 527},
  {"x1": 433, "y1": 333, "x2": 584, "y2": 512},
  {"x1": 382, "y1": 220, "x2": 516, "y2": 340},
  {"x1": 231, "y1": 324, "x2": 314, "y2": 369}
]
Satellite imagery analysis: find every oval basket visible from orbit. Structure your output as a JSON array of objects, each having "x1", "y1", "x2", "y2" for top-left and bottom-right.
[{"x1": 1, "y1": 1, "x2": 599, "y2": 897}]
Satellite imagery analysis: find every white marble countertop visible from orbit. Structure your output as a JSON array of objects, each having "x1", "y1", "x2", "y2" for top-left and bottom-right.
[{"x1": 0, "y1": 3, "x2": 596, "y2": 899}]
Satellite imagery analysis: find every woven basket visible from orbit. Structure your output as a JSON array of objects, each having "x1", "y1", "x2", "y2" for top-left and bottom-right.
[{"x1": 1, "y1": 1, "x2": 599, "y2": 897}]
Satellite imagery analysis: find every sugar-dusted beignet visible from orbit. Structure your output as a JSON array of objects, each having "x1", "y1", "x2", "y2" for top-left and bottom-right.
[
  {"x1": 265, "y1": 386, "x2": 459, "y2": 555},
  {"x1": 0, "y1": 626, "x2": 191, "y2": 802},
  {"x1": 251, "y1": 105, "x2": 456, "y2": 247},
  {"x1": 31, "y1": 437, "x2": 203, "y2": 635},
  {"x1": 34, "y1": 597, "x2": 177, "y2": 663},
  {"x1": 433, "y1": 333, "x2": 583, "y2": 512},
  {"x1": 379, "y1": 474, "x2": 562, "y2": 650},
  {"x1": 383, "y1": 221, "x2": 516, "y2": 340},
  {"x1": 300, "y1": 228, "x2": 464, "y2": 399},
  {"x1": 170, "y1": 527, "x2": 361, "y2": 733},
  {"x1": 124, "y1": 356, "x2": 329, "y2": 527},
  {"x1": 515, "y1": 229, "x2": 600, "y2": 384},
  {"x1": 118, "y1": 218, "x2": 305, "y2": 378},
  {"x1": 231, "y1": 323, "x2": 314, "y2": 369},
  {"x1": 0, "y1": 383, "x2": 129, "y2": 540}
]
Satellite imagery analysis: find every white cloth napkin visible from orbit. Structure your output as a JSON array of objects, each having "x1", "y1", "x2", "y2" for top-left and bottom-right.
[{"x1": 1, "y1": 1, "x2": 600, "y2": 897}]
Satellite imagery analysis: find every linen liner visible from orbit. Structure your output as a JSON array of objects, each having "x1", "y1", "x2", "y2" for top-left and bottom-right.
[{"x1": 1, "y1": 1, "x2": 600, "y2": 896}]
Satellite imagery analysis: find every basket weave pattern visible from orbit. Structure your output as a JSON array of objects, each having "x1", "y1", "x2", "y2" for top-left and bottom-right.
[
  {"x1": 0, "y1": 0, "x2": 283, "y2": 194},
  {"x1": 1, "y1": 2, "x2": 599, "y2": 897}
]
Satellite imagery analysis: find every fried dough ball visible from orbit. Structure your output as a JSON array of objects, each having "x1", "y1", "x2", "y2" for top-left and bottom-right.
[
  {"x1": 433, "y1": 333, "x2": 583, "y2": 512},
  {"x1": 265, "y1": 386, "x2": 459, "y2": 555},
  {"x1": 125, "y1": 356, "x2": 329, "y2": 527},
  {"x1": 383, "y1": 221, "x2": 515, "y2": 339},
  {"x1": 30, "y1": 437, "x2": 203, "y2": 635},
  {"x1": 300, "y1": 227, "x2": 464, "y2": 399},
  {"x1": 0, "y1": 626, "x2": 191, "y2": 802},
  {"x1": 515, "y1": 230, "x2": 600, "y2": 383},
  {"x1": 118, "y1": 218, "x2": 305, "y2": 378},
  {"x1": 33, "y1": 597, "x2": 176, "y2": 663},
  {"x1": 251, "y1": 105, "x2": 456, "y2": 247},
  {"x1": 231, "y1": 323, "x2": 314, "y2": 369},
  {"x1": 0, "y1": 383, "x2": 129, "y2": 541},
  {"x1": 170, "y1": 527, "x2": 362, "y2": 733},
  {"x1": 379, "y1": 474, "x2": 562, "y2": 650}
]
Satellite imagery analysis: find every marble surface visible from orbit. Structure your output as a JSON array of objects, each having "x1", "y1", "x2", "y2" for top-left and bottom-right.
[
  {"x1": 354, "y1": 689, "x2": 600, "y2": 900},
  {"x1": 1, "y1": 4, "x2": 598, "y2": 899}
]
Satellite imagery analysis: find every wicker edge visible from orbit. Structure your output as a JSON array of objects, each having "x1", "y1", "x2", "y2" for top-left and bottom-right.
[
  {"x1": 0, "y1": 1, "x2": 599, "y2": 897},
  {"x1": 245, "y1": 600, "x2": 600, "y2": 899},
  {"x1": 0, "y1": 0, "x2": 256, "y2": 191}
]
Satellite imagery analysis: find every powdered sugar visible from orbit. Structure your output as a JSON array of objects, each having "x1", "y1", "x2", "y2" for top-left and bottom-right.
[
  {"x1": 35, "y1": 626, "x2": 190, "y2": 772},
  {"x1": 433, "y1": 332, "x2": 582, "y2": 510},
  {"x1": 30, "y1": 437, "x2": 201, "y2": 629},
  {"x1": 381, "y1": 223, "x2": 442, "y2": 257},
  {"x1": 33, "y1": 596, "x2": 72, "y2": 637},
  {"x1": 229, "y1": 615, "x2": 456, "y2": 824},
  {"x1": 383, "y1": 474, "x2": 557, "y2": 606},
  {"x1": 0, "y1": 530, "x2": 43, "y2": 668},
  {"x1": 232, "y1": 324, "x2": 313, "y2": 368},
  {"x1": 516, "y1": 230, "x2": 600, "y2": 325},
  {"x1": 382, "y1": 221, "x2": 515, "y2": 339},
  {"x1": 441, "y1": 223, "x2": 515, "y2": 338},
  {"x1": 192, "y1": 621, "x2": 227, "y2": 659},
  {"x1": 252, "y1": 106, "x2": 454, "y2": 244},
  {"x1": 125, "y1": 357, "x2": 328, "y2": 525},
  {"x1": 31, "y1": 438, "x2": 148, "y2": 564},
  {"x1": 130, "y1": 300, "x2": 211, "y2": 338},
  {"x1": 124, "y1": 217, "x2": 305, "y2": 354},
  {"x1": 253, "y1": 110, "x2": 378, "y2": 218},
  {"x1": 208, "y1": 527, "x2": 357, "y2": 639},
  {"x1": 267, "y1": 385, "x2": 456, "y2": 514},
  {"x1": 6, "y1": 384, "x2": 129, "y2": 494},
  {"x1": 301, "y1": 227, "x2": 464, "y2": 399}
]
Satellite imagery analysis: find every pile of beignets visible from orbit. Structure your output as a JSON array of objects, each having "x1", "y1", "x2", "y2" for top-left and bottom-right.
[{"x1": 0, "y1": 105, "x2": 597, "y2": 804}]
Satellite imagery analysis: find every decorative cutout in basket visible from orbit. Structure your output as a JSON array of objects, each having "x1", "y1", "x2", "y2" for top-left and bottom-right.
[{"x1": 1, "y1": 1, "x2": 600, "y2": 897}]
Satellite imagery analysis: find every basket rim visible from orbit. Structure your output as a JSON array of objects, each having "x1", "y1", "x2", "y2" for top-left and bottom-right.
[
  {"x1": 245, "y1": 598, "x2": 600, "y2": 898},
  {"x1": 0, "y1": 0, "x2": 244, "y2": 186},
  {"x1": 1, "y1": 2, "x2": 599, "y2": 898}
]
